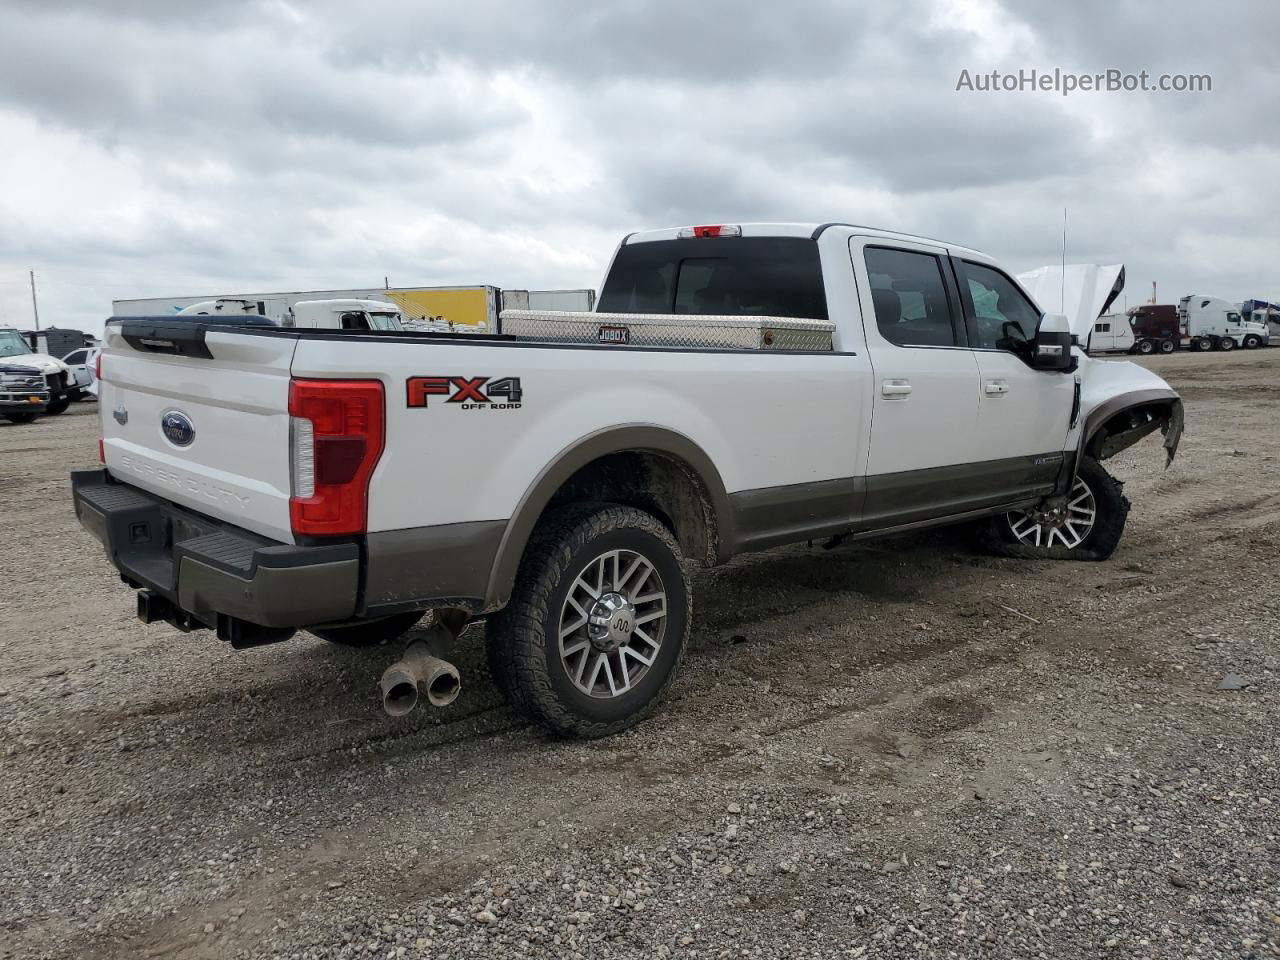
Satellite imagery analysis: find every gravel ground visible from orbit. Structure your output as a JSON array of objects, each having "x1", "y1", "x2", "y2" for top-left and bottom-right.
[{"x1": 1, "y1": 349, "x2": 1277, "y2": 960}]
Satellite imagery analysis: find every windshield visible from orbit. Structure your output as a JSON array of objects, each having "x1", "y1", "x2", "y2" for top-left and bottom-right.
[
  {"x1": 0, "y1": 330, "x2": 32, "y2": 358},
  {"x1": 368, "y1": 312, "x2": 404, "y2": 331}
]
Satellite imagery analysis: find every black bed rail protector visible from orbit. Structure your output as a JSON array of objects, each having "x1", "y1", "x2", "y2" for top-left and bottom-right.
[{"x1": 112, "y1": 316, "x2": 278, "y2": 359}]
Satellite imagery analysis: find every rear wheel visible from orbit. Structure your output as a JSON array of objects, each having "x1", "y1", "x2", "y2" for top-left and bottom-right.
[
  {"x1": 1218, "y1": 336, "x2": 1235, "y2": 352},
  {"x1": 988, "y1": 456, "x2": 1129, "y2": 561},
  {"x1": 2, "y1": 412, "x2": 38, "y2": 424},
  {"x1": 44, "y1": 399, "x2": 71, "y2": 415},
  {"x1": 486, "y1": 503, "x2": 690, "y2": 738},
  {"x1": 1136, "y1": 338, "x2": 1155, "y2": 355},
  {"x1": 310, "y1": 611, "x2": 423, "y2": 648},
  {"x1": 1158, "y1": 338, "x2": 1175, "y2": 354},
  {"x1": 1192, "y1": 337, "x2": 1213, "y2": 352}
]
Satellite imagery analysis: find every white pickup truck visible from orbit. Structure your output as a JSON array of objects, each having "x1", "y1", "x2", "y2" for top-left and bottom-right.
[
  {"x1": 0, "y1": 326, "x2": 83, "y2": 422},
  {"x1": 73, "y1": 223, "x2": 1183, "y2": 737}
]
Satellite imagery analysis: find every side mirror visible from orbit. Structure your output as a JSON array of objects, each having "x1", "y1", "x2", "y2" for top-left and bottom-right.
[{"x1": 1032, "y1": 312, "x2": 1075, "y2": 371}]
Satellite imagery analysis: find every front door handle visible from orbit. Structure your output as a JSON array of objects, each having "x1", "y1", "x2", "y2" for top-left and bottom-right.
[
  {"x1": 984, "y1": 379, "x2": 1009, "y2": 396},
  {"x1": 881, "y1": 379, "x2": 912, "y2": 399}
]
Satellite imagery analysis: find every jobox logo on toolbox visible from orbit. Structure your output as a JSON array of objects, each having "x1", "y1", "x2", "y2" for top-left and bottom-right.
[{"x1": 406, "y1": 376, "x2": 523, "y2": 410}]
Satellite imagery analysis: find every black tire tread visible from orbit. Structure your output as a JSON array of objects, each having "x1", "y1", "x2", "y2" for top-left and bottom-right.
[
  {"x1": 487, "y1": 502, "x2": 689, "y2": 739},
  {"x1": 985, "y1": 456, "x2": 1130, "y2": 562}
]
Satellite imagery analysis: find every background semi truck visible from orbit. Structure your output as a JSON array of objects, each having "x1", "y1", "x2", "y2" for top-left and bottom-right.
[
  {"x1": 1178, "y1": 295, "x2": 1270, "y2": 351},
  {"x1": 1088, "y1": 306, "x2": 1181, "y2": 355},
  {"x1": 113, "y1": 285, "x2": 595, "y2": 331}
]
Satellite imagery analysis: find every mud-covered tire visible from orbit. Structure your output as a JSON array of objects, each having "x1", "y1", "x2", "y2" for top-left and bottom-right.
[
  {"x1": 486, "y1": 503, "x2": 690, "y2": 738},
  {"x1": 2, "y1": 412, "x2": 39, "y2": 424},
  {"x1": 986, "y1": 456, "x2": 1130, "y2": 561},
  {"x1": 310, "y1": 611, "x2": 423, "y2": 648}
]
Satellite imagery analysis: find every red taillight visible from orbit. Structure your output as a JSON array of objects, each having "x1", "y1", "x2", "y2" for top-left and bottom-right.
[
  {"x1": 678, "y1": 224, "x2": 742, "y2": 239},
  {"x1": 95, "y1": 352, "x2": 102, "y2": 382},
  {"x1": 98, "y1": 437, "x2": 105, "y2": 464},
  {"x1": 288, "y1": 379, "x2": 385, "y2": 536}
]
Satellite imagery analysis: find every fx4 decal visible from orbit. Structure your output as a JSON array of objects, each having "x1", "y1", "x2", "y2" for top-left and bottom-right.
[{"x1": 406, "y1": 376, "x2": 523, "y2": 410}]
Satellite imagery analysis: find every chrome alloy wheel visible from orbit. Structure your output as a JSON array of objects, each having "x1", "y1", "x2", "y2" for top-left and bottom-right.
[
  {"x1": 1006, "y1": 477, "x2": 1097, "y2": 549},
  {"x1": 558, "y1": 549, "x2": 667, "y2": 699}
]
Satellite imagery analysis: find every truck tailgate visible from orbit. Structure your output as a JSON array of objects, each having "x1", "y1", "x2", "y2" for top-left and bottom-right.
[{"x1": 100, "y1": 323, "x2": 298, "y2": 542}]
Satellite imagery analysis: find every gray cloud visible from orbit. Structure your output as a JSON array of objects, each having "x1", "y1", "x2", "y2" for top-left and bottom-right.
[{"x1": 0, "y1": 0, "x2": 1277, "y2": 336}]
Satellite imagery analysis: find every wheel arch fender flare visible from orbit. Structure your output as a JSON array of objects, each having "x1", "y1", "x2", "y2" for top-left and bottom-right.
[
  {"x1": 1078, "y1": 388, "x2": 1184, "y2": 470},
  {"x1": 482, "y1": 425, "x2": 733, "y2": 610}
]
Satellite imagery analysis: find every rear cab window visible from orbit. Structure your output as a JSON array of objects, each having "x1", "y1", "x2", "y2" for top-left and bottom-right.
[
  {"x1": 598, "y1": 237, "x2": 828, "y2": 320},
  {"x1": 862, "y1": 247, "x2": 961, "y2": 347}
]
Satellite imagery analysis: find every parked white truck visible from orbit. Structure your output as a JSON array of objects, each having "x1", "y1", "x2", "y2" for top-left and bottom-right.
[
  {"x1": 73, "y1": 223, "x2": 1183, "y2": 737},
  {"x1": 1178, "y1": 295, "x2": 1270, "y2": 351},
  {"x1": 0, "y1": 326, "x2": 84, "y2": 422}
]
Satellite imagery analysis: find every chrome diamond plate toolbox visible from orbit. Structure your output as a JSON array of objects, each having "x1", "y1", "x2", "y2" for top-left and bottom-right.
[{"x1": 499, "y1": 310, "x2": 834, "y2": 352}]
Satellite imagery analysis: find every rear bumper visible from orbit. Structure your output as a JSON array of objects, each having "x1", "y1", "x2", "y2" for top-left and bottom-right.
[{"x1": 72, "y1": 470, "x2": 359, "y2": 635}]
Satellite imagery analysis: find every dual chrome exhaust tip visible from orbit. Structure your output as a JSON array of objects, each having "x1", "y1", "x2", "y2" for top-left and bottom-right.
[{"x1": 379, "y1": 638, "x2": 461, "y2": 716}]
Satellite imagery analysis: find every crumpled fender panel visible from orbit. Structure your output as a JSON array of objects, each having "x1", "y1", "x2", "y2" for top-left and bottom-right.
[
  {"x1": 1075, "y1": 358, "x2": 1183, "y2": 467},
  {"x1": 1085, "y1": 389, "x2": 1183, "y2": 465}
]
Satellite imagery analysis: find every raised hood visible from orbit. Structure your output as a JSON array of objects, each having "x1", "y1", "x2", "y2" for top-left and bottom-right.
[{"x1": 1017, "y1": 264, "x2": 1125, "y2": 340}]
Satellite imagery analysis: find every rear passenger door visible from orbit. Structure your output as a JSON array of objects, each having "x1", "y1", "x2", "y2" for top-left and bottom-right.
[
  {"x1": 850, "y1": 238, "x2": 982, "y2": 528},
  {"x1": 952, "y1": 258, "x2": 1075, "y2": 500}
]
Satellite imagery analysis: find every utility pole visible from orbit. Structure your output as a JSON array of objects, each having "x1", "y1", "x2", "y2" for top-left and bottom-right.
[{"x1": 29, "y1": 270, "x2": 40, "y2": 330}]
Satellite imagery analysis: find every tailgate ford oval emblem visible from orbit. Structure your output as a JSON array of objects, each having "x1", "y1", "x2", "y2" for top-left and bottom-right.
[{"x1": 160, "y1": 410, "x2": 195, "y2": 447}]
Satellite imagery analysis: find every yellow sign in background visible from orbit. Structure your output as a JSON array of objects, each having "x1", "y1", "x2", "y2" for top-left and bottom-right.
[{"x1": 384, "y1": 289, "x2": 490, "y2": 327}]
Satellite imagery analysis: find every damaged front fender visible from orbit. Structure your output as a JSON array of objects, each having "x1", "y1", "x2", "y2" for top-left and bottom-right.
[{"x1": 1083, "y1": 388, "x2": 1184, "y2": 467}]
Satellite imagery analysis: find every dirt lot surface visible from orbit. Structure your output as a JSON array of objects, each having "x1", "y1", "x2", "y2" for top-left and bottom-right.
[{"x1": 2, "y1": 350, "x2": 1278, "y2": 960}]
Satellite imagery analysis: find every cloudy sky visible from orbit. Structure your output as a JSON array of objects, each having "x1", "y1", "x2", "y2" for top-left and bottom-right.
[{"x1": 0, "y1": 0, "x2": 1276, "y2": 336}]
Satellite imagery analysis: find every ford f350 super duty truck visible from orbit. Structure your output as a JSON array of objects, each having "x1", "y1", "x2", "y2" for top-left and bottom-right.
[{"x1": 72, "y1": 223, "x2": 1183, "y2": 737}]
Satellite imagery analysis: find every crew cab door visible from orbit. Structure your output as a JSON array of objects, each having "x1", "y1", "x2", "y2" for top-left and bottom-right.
[
  {"x1": 850, "y1": 237, "x2": 982, "y2": 527},
  {"x1": 951, "y1": 257, "x2": 1075, "y2": 499}
]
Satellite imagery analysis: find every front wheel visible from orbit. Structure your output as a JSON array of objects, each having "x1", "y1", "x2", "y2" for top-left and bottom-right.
[
  {"x1": 989, "y1": 456, "x2": 1129, "y2": 561},
  {"x1": 310, "y1": 611, "x2": 423, "y2": 648},
  {"x1": 1244, "y1": 335, "x2": 1262, "y2": 349},
  {"x1": 44, "y1": 399, "x2": 71, "y2": 415},
  {"x1": 1158, "y1": 338, "x2": 1175, "y2": 354},
  {"x1": 2, "y1": 412, "x2": 38, "y2": 424},
  {"x1": 1218, "y1": 336, "x2": 1236, "y2": 352},
  {"x1": 486, "y1": 503, "x2": 690, "y2": 738}
]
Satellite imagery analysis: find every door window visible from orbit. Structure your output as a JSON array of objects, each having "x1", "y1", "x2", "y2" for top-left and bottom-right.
[
  {"x1": 957, "y1": 261, "x2": 1042, "y2": 350},
  {"x1": 862, "y1": 247, "x2": 958, "y2": 347},
  {"x1": 63, "y1": 349, "x2": 87, "y2": 365}
]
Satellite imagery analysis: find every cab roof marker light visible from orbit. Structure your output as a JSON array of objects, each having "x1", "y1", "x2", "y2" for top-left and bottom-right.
[{"x1": 677, "y1": 224, "x2": 742, "y2": 239}]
